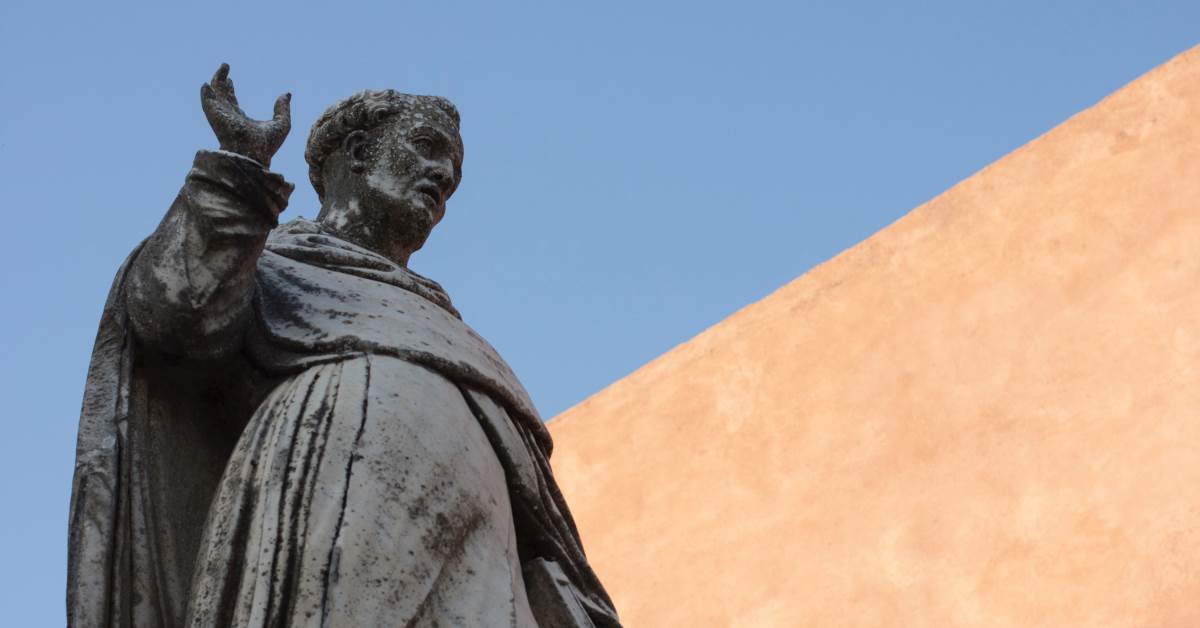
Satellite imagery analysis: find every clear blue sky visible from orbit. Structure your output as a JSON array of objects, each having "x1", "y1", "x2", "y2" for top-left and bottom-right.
[{"x1": 2, "y1": 0, "x2": 1197, "y2": 623}]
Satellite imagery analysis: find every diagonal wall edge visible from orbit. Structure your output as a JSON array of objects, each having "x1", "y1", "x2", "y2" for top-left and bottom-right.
[{"x1": 549, "y1": 45, "x2": 1200, "y2": 627}]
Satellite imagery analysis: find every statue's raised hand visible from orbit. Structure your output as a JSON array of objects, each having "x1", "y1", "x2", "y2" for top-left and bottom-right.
[{"x1": 200, "y1": 63, "x2": 291, "y2": 168}]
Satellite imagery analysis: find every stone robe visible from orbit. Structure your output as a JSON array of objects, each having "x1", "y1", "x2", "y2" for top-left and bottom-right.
[{"x1": 67, "y1": 150, "x2": 620, "y2": 628}]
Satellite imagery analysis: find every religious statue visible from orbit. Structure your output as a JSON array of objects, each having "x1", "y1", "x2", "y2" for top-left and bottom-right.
[{"x1": 67, "y1": 64, "x2": 621, "y2": 628}]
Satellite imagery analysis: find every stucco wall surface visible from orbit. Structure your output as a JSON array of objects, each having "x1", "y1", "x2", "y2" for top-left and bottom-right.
[{"x1": 549, "y1": 47, "x2": 1200, "y2": 627}]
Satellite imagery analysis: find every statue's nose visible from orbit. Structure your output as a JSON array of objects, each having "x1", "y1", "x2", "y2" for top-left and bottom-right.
[{"x1": 428, "y1": 163, "x2": 453, "y2": 187}]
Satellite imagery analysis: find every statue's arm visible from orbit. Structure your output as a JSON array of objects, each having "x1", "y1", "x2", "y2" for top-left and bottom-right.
[{"x1": 125, "y1": 64, "x2": 293, "y2": 359}]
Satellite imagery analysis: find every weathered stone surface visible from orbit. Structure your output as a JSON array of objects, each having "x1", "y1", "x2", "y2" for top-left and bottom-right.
[
  {"x1": 69, "y1": 65, "x2": 620, "y2": 628},
  {"x1": 550, "y1": 46, "x2": 1200, "y2": 627},
  {"x1": 523, "y1": 559, "x2": 597, "y2": 628}
]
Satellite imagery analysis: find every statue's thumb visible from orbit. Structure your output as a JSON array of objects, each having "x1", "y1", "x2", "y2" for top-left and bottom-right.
[{"x1": 273, "y1": 93, "x2": 292, "y2": 125}]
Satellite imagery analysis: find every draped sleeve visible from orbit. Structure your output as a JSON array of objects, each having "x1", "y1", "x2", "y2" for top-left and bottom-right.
[
  {"x1": 68, "y1": 150, "x2": 292, "y2": 628},
  {"x1": 125, "y1": 150, "x2": 292, "y2": 358}
]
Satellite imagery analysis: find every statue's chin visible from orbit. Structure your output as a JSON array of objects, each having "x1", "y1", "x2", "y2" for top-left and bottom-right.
[
  {"x1": 389, "y1": 203, "x2": 438, "y2": 248},
  {"x1": 368, "y1": 220, "x2": 433, "y2": 263}
]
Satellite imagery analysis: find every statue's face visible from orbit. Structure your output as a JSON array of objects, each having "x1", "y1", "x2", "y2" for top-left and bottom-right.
[{"x1": 348, "y1": 114, "x2": 462, "y2": 256}]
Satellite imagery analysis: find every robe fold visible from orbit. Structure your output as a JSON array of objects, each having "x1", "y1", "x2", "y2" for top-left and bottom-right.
[{"x1": 67, "y1": 150, "x2": 620, "y2": 628}]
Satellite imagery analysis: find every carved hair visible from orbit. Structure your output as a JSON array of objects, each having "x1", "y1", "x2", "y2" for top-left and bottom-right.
[{"x1": 305, "y1": 89, "x2": 462, "y2": 200}]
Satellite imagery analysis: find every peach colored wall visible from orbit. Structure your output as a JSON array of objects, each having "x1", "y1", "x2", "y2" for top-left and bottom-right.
[{"x1": 549, "y1": 46, "x2": 1200, "y2": 627}]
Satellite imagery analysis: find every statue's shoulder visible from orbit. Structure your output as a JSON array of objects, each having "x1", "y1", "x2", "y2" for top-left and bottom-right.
[
  {"x1": 258, "y1": 218, "x2": 459, "y2": 318},
  {"x1": 268, "y1": 217, "x2": 323, "y2": 241}
]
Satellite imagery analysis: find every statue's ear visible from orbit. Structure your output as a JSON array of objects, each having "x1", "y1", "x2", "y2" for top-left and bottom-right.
[{"x1": 344, "y1": 130, "x2": 369, "y2": 173}]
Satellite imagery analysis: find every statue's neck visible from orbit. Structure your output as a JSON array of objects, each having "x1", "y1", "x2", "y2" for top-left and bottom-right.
[{"x1": 316, "y1": 200, "x2": 413, "y2": 268}]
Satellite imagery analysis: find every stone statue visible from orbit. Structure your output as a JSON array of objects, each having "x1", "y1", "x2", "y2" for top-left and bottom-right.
[{"x1": 67, "y1": 64, "x2": 621, "y2": 628}]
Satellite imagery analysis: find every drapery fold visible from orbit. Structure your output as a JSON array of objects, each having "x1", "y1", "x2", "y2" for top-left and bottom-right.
[{"x1": 69, "y1": 218, "x2": 619, "y2": 627}]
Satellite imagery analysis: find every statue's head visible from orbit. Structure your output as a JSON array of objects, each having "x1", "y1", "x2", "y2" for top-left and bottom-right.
[{"x1": 305, "y1": 90, "x2": 464, "y2": 265}]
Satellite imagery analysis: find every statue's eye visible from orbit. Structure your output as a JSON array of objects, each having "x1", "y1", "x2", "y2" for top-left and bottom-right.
[{"x1": 412, "y1": 136, "x2": 434, "y2": 154}]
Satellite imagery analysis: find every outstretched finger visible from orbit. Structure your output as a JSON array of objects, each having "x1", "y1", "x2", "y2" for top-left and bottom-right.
[
  {"x1": 272, "y1": 92, "x2": 292, "y2": 128},
  {"x1": 200, "y1": 81, "x2": 231, "y2": 114},
  {"x1": 212, "y1": 63, "x2": 230, "y2": 87},
  {"x1": 211, "y1": 63, "x2": 238, "y2": 103},
  {"x1": 200, "y1": 83, "x2": 214, "y2": 112}
]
